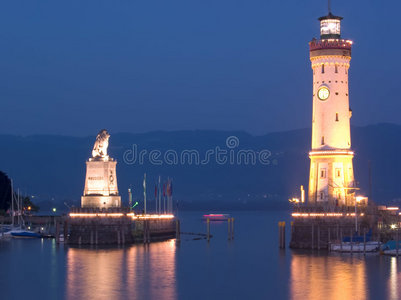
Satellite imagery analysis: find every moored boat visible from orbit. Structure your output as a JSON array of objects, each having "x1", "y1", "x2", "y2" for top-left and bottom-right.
[
  {"x1": 202, "y1": 214, "x2": 230, "y2": 221},
  {"x1": 330, "y1": 241, "x2": 381, "y2": 253},
  {"x1": 10, "y1": 230, "x2": 41, "y2": 238}
]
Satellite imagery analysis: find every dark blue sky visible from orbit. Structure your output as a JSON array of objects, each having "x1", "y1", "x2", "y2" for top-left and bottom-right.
[{"x1": 0, "y1": 0, "x2": 399, "y2": 136}]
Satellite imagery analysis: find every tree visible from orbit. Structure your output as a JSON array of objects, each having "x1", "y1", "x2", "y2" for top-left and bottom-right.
[{"x1": 0, "y1": 171, "x2": 11, "y2": 212}]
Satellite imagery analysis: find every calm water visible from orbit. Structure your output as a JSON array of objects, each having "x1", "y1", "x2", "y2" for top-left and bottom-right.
[{"x1": 0, "y1": 211, "x2": 400, "y2": 300}]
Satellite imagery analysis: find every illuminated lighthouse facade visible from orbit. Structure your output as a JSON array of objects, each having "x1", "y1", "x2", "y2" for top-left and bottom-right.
[{"x1": 308, "y1": 12, "x2": 357, "y2": 207}]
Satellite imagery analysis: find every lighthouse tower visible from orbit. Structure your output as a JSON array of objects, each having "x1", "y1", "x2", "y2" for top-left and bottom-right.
[{"x1": 308, "y1": 10, "x2": 357, "y2": 207}]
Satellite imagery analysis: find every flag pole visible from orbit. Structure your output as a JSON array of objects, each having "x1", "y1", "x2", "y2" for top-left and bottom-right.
[
  {"x1": 158, "y1": 175, "x2": 161, "y2": 215},
  {"x1": 143, "y1": 173, "x2": 147, "y2": 214}
]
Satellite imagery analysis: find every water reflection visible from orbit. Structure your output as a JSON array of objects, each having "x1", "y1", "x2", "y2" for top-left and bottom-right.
[
  {"x1": 388, "y1": 257, "x2": 401, "y2": 300},
  {"x1": 290, "y1": 253, "x2": 367, "y2": 300},
  {"x1": 66, "y1": 240, "x2": 177, "y2": 300}
]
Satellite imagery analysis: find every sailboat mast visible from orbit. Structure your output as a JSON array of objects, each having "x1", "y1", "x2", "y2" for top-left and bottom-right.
[{"x1": 11, "y1": 179, "x2": 14, "y2": 227}]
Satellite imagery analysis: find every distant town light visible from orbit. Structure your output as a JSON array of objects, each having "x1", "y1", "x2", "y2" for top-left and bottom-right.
[{"x1": 52, "y1": 208, "x2": 57, "y2": 212}]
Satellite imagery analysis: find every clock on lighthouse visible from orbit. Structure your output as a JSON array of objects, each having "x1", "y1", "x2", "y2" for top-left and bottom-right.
[{"x1": 317, "y1": 86, "x2": 330, "y2": 101}]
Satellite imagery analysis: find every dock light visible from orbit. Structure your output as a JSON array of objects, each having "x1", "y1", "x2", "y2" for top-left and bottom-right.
[
  {"x1": 289, "y1": 198, "x2": 300, "y2": 203},
  {"x1": 52, "y1": 208, "x2": 57, "y2": 212},
  {"x1": 391, "y1": 224, "x2": 397, "y2": 229},
  {"x1": 28, "y1": 206, "x2": 31, "y2": 211}
]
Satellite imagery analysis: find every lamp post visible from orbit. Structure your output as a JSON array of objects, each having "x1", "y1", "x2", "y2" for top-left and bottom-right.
[{"x1": 355, "y1": 196, "x2": 365, "y2": 233}]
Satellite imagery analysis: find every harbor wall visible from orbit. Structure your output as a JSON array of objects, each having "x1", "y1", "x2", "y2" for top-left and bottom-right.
[
  {"x1": 290, "y1": 218, "x2": 370, "y2": 249},
  {"x1": 289, "y1": 206, "x2": 401, "y2": 249},
  {"x1": 67, "y1": 217, "x2": 176, "y2": 245}
]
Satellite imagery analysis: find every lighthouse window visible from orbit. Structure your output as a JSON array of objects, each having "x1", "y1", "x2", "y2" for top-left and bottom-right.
[
  {"x1": 321, "y1": 64, "x2": 325, "y2": 73},
  {"x1": 320, "y1": 169, "x2": 326, "y2": 178},
  {"x1": 336, "y1": 113, "x2": 339, "y2": 121},
  {"x1": 321, "y1": 136, "x2": 325, "y2": 145},
  {"x1": 320, "y1": 192, "x2": 324, "y2": 200},
  {"x1": 335, "y1": 65, "x2": 338, "y2": 73},
  {"x1": 336, "y1": 169, "x2": 341, "y2": 178}
]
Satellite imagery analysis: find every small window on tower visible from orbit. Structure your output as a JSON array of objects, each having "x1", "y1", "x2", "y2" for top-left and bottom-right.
[
  {"x1": 320, "y1": 169, "x2": 326, "y2": 178},
  {"x1": 336, "y1": 169, "x2": 341, "y2": 178},
  {"x1": 335, "y1": 65, "x2": 338, "y2": 73},
  {"x1": 322, "y1": 64, "x2": 325, "y2": 74},
  {"x1": 320, "y1": 192, "x2": 324, "y2": 200},
  {"x1": 321, "y1": 136, "x2": 325, "y2": 145},
  {"x1": 336, "y1": 113, "x2": 339, "y2": 121},
  {"x1": 345, "y1": 68, "x2": 347, "y2": 74}
]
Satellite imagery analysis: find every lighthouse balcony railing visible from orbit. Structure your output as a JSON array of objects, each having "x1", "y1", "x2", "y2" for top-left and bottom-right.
[{"x1": 309, "y1": 39, "x2": 352, "y2": 51}]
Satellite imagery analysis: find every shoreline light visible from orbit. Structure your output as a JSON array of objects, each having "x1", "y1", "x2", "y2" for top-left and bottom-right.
[
  {"x1": 69, "y1": 212, "x2": 175, "y2": 219},
  {"x1": 292, "y1": 212, "x2": 364, "y2": 217}
]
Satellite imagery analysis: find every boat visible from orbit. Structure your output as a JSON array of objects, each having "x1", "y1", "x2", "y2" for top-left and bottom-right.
[
  {"x1": 202, "y1": 214, "x2": 230, "y2": 221},
  {"x1": 2, "y1": 182, "x2": 41, "y2": 239},
  {"x1": 330, "y1": 241, "x2": 381, "y2": 253},
  {"x1": 10, "y1": 229, "x2": 41, "y2": 238},
  {"x1": 380, "y1": 241, "x2": 401, "y2": 255}
]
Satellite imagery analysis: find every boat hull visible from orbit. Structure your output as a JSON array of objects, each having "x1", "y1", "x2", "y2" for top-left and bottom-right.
[{"x1": 11, "y1": 231, "x2": 41, "y2": 238}]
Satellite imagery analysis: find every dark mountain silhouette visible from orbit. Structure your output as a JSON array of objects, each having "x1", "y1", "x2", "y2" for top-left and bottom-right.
[{"x1": 0, "y1": 123, "x2": 400, "y2": 210}]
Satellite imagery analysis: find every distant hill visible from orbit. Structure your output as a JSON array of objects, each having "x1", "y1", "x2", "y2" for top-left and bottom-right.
[{"x1": 0, "y1": 123, "x2": 400, "y2": 210}]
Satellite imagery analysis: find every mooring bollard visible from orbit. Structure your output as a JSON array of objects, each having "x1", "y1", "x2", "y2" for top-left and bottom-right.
[
  {"x1": 143, "y1": 220, "x2": 147, "y2": 244},
  {"x1": 64, "y1": 221, "x2": 68, "y2": 244},
  {"x1": 176, "y1": 220, "x2": 181, "y2": 242},
  {"x1": 278, "y1": 221, "x2": 286, "y2": 249},
  {"x1": 350, "y1": 229, "x2": 353, "y2": 254},
  {"x1": 147, "y1": 222, "x2": 151, "y2": 243},
  {"x1": 328, "y1": 227, "x2": 331, "y2": 252},
  {"x1": 395, "y1": 228, "x2": 399, "y2": 258},
  {"x1": 311, "y1": 224, "x2": 314, "y2": 250},
  {"x1": 340, "y1": 228, "x2": 343, "y2": 252},
  {"x1": 207, "y1": 218, "x2": 210, "y2": 242},
  {"x1": 317, "y1": 225, "x2": 320, "y2": 250},
  {"x1": 231, "y1": 218, "x2": 234, "y2": 240},
  {"x1": 56, "y1": 222, "x2": 60, "y2": 244},
  {"x1": 363, "y1": 229, "x2": 366, "y2": 256},
  {"x1": 228, "y1": 218, "x2": 231, "y2": 240}
]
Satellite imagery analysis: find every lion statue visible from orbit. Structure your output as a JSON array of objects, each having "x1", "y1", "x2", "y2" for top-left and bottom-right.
[{"x1": 92, "y1": 129, "x2": 110, "y2": 158}]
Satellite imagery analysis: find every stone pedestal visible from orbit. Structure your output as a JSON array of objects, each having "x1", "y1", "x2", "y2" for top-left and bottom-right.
[{"x1": 81, "y1": 158, "x2": 121, "y2": 208}]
